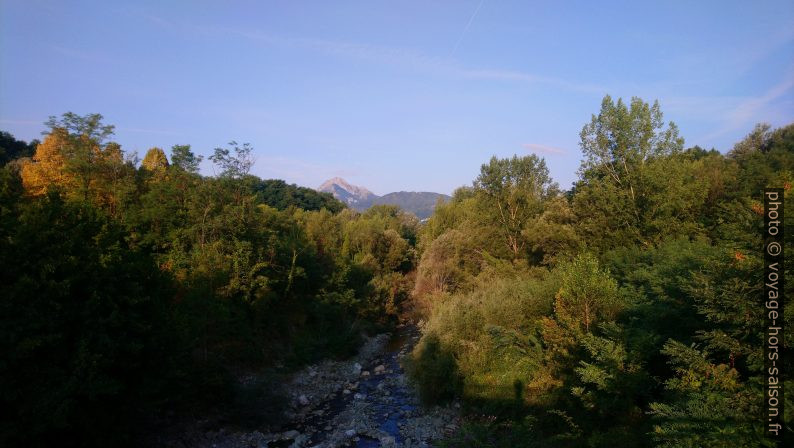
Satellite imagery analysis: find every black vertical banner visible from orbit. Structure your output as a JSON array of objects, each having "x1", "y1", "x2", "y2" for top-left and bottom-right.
[{"x1": 764, "y1": 188, "x2": 784, "y2": 443}]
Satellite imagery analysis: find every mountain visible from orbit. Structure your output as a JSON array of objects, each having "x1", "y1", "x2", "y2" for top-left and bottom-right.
[
  {"x1": 318, "y1": 177, "x2": 376, "y2": 206},
  {"x1": 317, "y1": 178, "x2": 450, "y2": 219}
]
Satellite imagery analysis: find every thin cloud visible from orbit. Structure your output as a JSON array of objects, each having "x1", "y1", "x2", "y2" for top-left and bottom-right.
[
  {"x1": 463, "y1": 69, "x2": 606, "y2": 94},
  {"x1": 696, "y1": 70, "x2": 794, "y2": 143},
  {"x1": 522, "y1": 143, "x2": 567, "y2": 155},
  {"x1": 138, "y1": 13, "x2": 607, "y2": 95},
  {"x1": 117, "y1": 127, "x2": 181, "y2": 136},
  {"x1": 49, "y1": 45, "x2": 119, "y2": 65},
  {"x1": 0, "y1": 119, "x2": 40, "y2": 126},
  {"x1": 255, "y1": 155, "x2": 360, "y2": 188},
  {"x1": 241, "y1": 32, "x2": 607, "y2": 94}
]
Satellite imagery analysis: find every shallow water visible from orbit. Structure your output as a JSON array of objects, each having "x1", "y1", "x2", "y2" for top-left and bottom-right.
[{"x1": 273, "y1": 325, "x2": 422, "y2": 447}]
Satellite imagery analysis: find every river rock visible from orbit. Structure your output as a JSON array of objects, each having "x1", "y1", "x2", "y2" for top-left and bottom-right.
[{"x1": 282, "y1": 429, "x2": 300, "y2": 439}]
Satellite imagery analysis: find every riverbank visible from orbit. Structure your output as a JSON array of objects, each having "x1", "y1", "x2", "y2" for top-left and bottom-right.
[{"x1": 159, "y1": 322, "x2": 458, "y2": 447}]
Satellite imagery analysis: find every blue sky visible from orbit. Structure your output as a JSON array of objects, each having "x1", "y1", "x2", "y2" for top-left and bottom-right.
[{"x1": 2, "y1": 0, "x2": 793, "y2": 195}]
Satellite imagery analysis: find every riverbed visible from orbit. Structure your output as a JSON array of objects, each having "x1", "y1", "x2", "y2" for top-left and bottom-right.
[{"x1": 179, "y1": 323, "x2": 459, "y2": 448}]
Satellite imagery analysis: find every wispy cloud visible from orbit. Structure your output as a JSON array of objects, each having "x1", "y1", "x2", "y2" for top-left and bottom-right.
[
  {"x1": 234, "y1": 30, "x2": 608, "y2": 94},
  {"x1": 0, "y1": 119, "x2": 40, "y2": 126},
  {"x1": 1, "y1": 119, "x2": 180, "y2": 137},
  {"x1": 49, "y1": 45, "x2": 119, "y2": 65},
  {"x1": 522, "y1": 143, "x2": 567, "y2": 155},
  {"x1": 254, "y1": 155, "x2": 360, "y2": 188},
  {"x1": 464, "y1": 69, "x2": 606, "y2": 94},
  {"x1": 117, "y1": 127, "x2": 181, "y2": 136},
  {"x1": 139, "y1": 13, "x2": 607, "y2": 95},
  {"x1": 695, "y1": 69, "x2": 794, "y2": 143}
]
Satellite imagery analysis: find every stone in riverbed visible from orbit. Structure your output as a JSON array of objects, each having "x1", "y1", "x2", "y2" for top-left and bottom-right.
[
  {"x1": 282, "y1": 429, "x2": 300, "y2": 439},
  {"x1": 298, "y1": 394, "x2": 309, "y2": 406},
  {"x1": 374, "y1": 364, "x2": 386, "y2": 374}
]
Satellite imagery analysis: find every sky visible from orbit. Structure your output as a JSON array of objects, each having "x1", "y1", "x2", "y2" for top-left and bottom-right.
[{"x1": 1, "y1": 0, "x2": 793, "y2": 195}]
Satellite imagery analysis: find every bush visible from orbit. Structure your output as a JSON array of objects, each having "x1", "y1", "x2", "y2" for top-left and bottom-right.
[
  {"x1": 408, "y1": 334, "x2": 462, "y2": 405},
  {"x1": 410, "y1": 274, "x2": 558, "y2": 407}
]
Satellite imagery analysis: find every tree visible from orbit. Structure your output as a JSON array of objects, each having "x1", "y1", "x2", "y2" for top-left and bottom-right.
[
  {"x1": 649, "y1": 341, "x2": 764, "y2": 447},
  {"x1": 474, "y1": 154, "x2": 556, "y2": 258},
  {"x1": 574, "y1": 96, "x2": 696, "y2": 249},
  {"x1": 20, "y1": 129, "x2": 75, "y2": 195},
  {"x1": 170, "y1": 144, "x2": 202, "y2": 173},
  {"x1": 210, "y1": 141, "x2": 254, "y2": 179},
  {"x1": 141, "y1": 147, "x2": 169, "y2": 172},
  {"x1": 0, "y1": 190, "x2": 173, "y2": 446},
  {"x1": 728, "y1": 123, "x2": 771, "y2": 159},
  {"x1": 554, "y1": 253, "x2": 621, "y2": 333},
  {"x1": 522, "y1": 195, "x2": 582, "y2": 265},
  {"x1": 579, "y1": 95, "x2": 683, "y2": 186},
  {"x1": 252, "y1": 178, "x2": 344, "y2": 212},
  {"x1": 21, "y1": 113, "x2": 125, "y2": 204},
  {"x1": 0, "y1": 131, "x2": 37, "y2": 166},
  {"x1": 44, "y1": 112, "x2": 115, "y2": 144}
]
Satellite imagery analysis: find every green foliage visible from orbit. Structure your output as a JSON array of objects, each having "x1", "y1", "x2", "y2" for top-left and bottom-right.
[
  {"x1": 413, "y1": 274, "x2": 557, "y2": 410},
  {"x1": 413, "y1": 156, "x2": 571, "y2": 302},
  {"x1": 474, "y1": 154, "x2": 557, "y2": 258},
  {"x1": 574, "y1": 96, "x2": 699, "y2": 250},
  {"x1": 44, "y1": 112, "x2": 115, "y2": 144},
  {"x1": 554, "y1": 254, "x2": 621, "y2": 333},
  {"x1": 5, "y1": 102, "x2": 793, "y2": 446},
  {"x1": 410, "y1": 96, "x2": 793, "y2": 447},
  {"x1": 648, "y1": 341, "x2": 767, "y2": 448},
  {"x1": 170, "y1": 144, "x2": 203, "y2": 173},
  {"x1": 253, "y1": 178, "x2": 345, "y2": 212},
  {"x1": 0, "y1": 188, "x2": 173, "y2": 446},
  {"x1": 407, "y1": 334, "x2": 462, "y2": 405},
  {"x1": 2, "y1": 113, "x2": 421, "y2": 445},
  {"x1": 210, "y1": 140, "x2": 254, "y2": 178},
  {"x1": 0, "y1": 130, "x2": 37, "y2": 166},
  {"x1": 438, "y1": 420, "x2": 542, "y2": 448}
]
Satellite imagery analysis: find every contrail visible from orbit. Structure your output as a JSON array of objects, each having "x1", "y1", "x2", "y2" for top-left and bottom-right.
[{"x1": 450, "y1": 0, "x2": 485, "y2": 57}]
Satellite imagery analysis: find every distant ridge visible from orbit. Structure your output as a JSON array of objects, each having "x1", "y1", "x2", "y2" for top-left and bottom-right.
[{"x1": 317, "y1": 178, "x2": 449, "y2": 219}]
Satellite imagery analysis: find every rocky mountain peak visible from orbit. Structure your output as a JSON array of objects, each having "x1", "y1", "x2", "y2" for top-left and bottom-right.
[
  {"x1": 317, "y1": 177, "x2": 450, "y2": 219},
  {"x1": 318, "y1": 177, "x2": 376, "y2": 205}
]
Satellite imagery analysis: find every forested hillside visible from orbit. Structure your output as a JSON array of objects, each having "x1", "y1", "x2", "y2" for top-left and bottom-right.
[
  {"x1": 0, "y1": 95, "x2": 791, "y2": 447},
  {"x1": 0, "y1": 114, "x2": 418, "y2": 446},
  {"x1": 408, "y1": 96, "x2": 793, "y2": 447}
]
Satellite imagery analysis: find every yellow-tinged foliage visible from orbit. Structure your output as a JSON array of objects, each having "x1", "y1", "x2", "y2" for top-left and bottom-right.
[
  {"x1": 20, "y1": 128, "x2": 129, "y2": 216},
  {"x1": 142, "y1": 147, "x2": 169, "y2": 172},
  {"x1": 20, "y1": 129, "x2": 75, "y2": 195}
]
